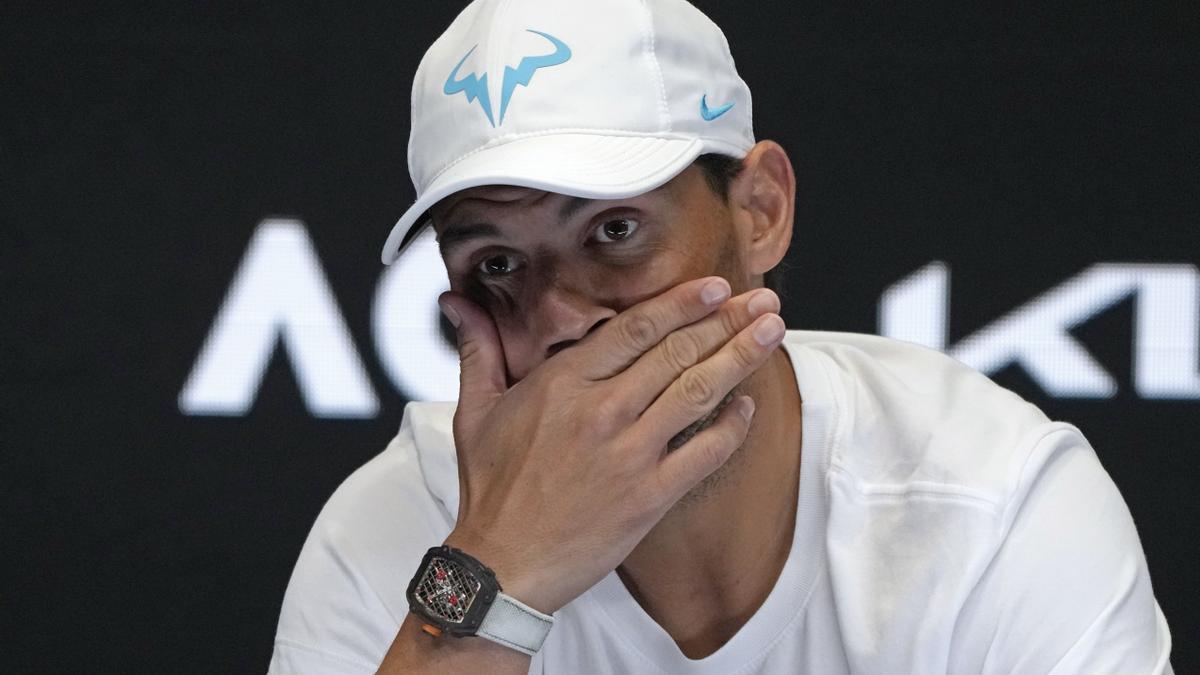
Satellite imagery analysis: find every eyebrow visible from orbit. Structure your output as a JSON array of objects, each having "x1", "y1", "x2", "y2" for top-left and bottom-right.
[
  {"x1": 558, "y1": 196, "x2": 590, "y2": 221},
  {"x1": 436, "y1": 222, "x2": 502, "y2": 256},
  {"x1": 436, "y1": 195, "x2": 595, "y2": 256}
]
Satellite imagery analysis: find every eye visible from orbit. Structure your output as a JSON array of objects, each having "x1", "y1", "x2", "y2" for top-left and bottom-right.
[
  {"x1": 475, "y1": 253, "x2": 522, "y2": 277},
  {"x1": 592, "y1": 217, "x2": 639, "y2": 243}
]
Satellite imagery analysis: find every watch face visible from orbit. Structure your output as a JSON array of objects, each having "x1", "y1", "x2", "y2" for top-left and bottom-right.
[{"x1": 413, "y1": 555, "x2": 482, "y2": 624}]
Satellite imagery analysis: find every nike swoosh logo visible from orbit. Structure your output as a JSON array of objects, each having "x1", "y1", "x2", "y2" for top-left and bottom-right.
[{"x1": 700, "y1": 94, "x2": 734, "y2": 121}]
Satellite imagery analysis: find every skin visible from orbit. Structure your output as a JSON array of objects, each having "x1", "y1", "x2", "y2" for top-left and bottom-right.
[{"x1": 378, "y1": 140, "x2": 800, "y2": 671}]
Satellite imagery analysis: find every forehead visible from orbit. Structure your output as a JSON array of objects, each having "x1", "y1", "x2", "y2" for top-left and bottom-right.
[{"x1": 430, "y1": 185, "x2": 569, "y2": 228}]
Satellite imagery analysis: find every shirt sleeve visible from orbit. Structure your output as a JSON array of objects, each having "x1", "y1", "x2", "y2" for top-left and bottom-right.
[
  {"x1": 268, "y1": 639, "x2": 376, "y2": 675},
  {"x1": 948, "y1": 427, "x2": 1174, "y2": 674},
  {"x1": 267, "y1": 420, "x2": 455, "y2": 674}
]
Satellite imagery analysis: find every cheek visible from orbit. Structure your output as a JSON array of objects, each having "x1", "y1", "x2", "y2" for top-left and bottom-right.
[{"x1": 596, "y1": 242, "x2": 732, "y2": 310}]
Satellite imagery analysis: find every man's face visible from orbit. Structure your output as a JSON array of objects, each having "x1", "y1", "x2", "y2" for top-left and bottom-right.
[{"x1": 431, "y1": 164, "x2": 748, "y2": 382}]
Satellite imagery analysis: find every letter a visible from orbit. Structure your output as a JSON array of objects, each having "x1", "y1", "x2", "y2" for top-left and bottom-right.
[{"x1": 179, "y1": 218, "x2": 378, "y2": 417}]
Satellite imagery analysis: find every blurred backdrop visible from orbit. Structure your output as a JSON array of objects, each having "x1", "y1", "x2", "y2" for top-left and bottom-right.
[{"x1": 5, "y1": 1, "x2": 1197, "y2": 672}]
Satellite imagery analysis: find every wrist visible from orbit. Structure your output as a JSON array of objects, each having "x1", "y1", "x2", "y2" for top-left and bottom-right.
[
  {"x1": 442, "y1": 529, "x2": 562, "y2": 614},
  {"x1": 407, "y1": 540, "x2": 555, "y2": 656}
]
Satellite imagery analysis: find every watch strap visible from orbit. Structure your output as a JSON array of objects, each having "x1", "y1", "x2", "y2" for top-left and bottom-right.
[{"x1": 476, "y1": 591, "x2": 554, "y2": 656}]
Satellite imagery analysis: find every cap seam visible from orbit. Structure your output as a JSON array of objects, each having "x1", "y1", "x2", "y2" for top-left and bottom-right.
[
  {"x1": 716, "y1": 21, "x2": 754, "y2": 139},
  {"x1": 488, "y1": 0, "x2": 514, "y2": 128},
  {"x1": 639, "y1": 0, "x2": 672, "y2": 133}
]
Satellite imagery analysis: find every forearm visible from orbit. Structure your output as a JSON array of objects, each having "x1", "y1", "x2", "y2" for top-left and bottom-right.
[{"x1": 376, "y1": 612, "x2": 531, "y2": 674}]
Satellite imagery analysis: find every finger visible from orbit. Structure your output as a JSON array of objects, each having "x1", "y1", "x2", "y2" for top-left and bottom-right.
[
  {"x1": 572, "y1": 276, "x2": 731, "y2": 380},
  {"x1": 613, "y1": 287, "x2": 779, "y2": 413},
  {"x1": 636, "y1": 312, "x2": 784, "y2": 449},
  {"x1": 440, "y1": 291, "x2": 507, "y2": 432},
  {"x1": 653, "y1": 395, "x2": 755, "y2": 503}
]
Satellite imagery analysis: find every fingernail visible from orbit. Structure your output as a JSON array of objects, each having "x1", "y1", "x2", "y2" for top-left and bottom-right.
[
  {"x1": 739, "y1": 396, "x2": 756, "y2": 421},
  {"x1": 439, "y1": 300, "x2": 461, "y2": 328},
  {"x1": 753, "y1": 314, "x2": 785, "y2": 346},
  {"x1": 701, "y1": 279, "x2": 731, "y2": 305},
  {"x1": 746, "y1": 289, "x2": 778, "y2": 317}
]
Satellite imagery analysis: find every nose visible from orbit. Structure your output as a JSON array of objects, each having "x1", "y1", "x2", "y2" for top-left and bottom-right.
[{"x1": 533, "y1": 283, "x2": 617, "y2": 361}]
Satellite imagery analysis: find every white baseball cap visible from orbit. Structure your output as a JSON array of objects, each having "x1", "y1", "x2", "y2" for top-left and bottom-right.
[{"x1": 381, "y1": 0, "x2": 755, "y2": 264}]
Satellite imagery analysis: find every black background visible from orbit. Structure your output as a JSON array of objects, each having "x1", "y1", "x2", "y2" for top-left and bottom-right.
[{"x1": 5, "y1": 1, "x2": 1197, "y2": 672}]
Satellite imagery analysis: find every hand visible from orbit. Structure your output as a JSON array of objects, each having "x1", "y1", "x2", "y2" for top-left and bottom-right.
[{"x1": 437, "y1": 277, "x2": 785, "y2": 614}]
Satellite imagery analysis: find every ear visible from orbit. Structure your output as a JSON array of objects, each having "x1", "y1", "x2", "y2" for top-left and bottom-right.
[{"x1": 728, "y1": 141, "x2": 796, "y2": 277}]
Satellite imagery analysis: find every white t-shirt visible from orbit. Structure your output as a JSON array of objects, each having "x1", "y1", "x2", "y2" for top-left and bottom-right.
[{"x1": 269, "y1": 331, "x2": 1173, "y2": 674}]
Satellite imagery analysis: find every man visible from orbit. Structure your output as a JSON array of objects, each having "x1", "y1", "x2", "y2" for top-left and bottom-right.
[{"x1": 269, "y1": 0, "x2": 1174, "y2": 672}]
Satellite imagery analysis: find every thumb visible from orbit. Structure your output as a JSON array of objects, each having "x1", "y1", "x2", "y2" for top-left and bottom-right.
[{"x1": 439, "y1": 291, "x2": 507, "y2": 420}]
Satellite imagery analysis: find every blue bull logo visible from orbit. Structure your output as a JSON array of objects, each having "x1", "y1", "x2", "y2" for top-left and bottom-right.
[{"x1": 443, "y1": 30, "x2": 572, "y2": 127}]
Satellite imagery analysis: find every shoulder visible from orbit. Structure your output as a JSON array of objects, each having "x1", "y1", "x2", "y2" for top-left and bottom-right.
[
  {"x1": 315, "y1": 401, "x2": 459, "y2": 545},
  {"x1": 784, "y1": 330, "x2": 1056, "y2": 503},
  {"x1": 270, "y1": 402, "x2": 460, "y2": 672},
  {"x1": 784, "y1": 332, "x2": 1173, "y2": 671},
  {"x1": 323, "y1": 401, "x2": 460, "y2": 527}
]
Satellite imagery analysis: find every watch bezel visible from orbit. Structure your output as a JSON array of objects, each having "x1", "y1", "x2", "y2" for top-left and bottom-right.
[{"x1": 406, "y1": 545, "x2": 501, "y2": 637}]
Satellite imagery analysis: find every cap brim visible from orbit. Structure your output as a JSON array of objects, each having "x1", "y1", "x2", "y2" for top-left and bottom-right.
[{"x1": 381, "y1": 133, "x2": 704, "y2": 264}]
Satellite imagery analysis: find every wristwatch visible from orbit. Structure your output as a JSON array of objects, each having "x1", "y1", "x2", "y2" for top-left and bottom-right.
[{"x1": 406, "y1": 545, "x2": 554, "y2": 656}]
